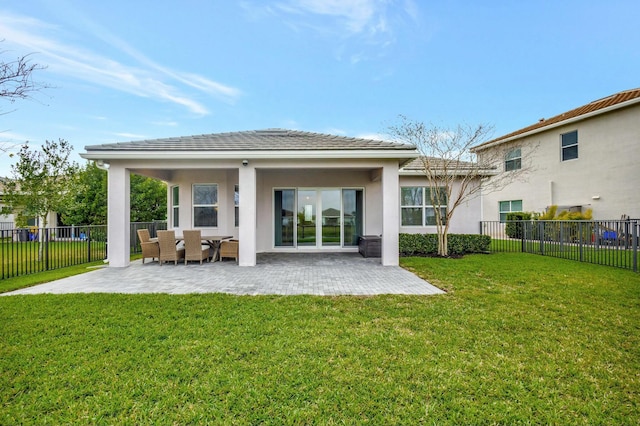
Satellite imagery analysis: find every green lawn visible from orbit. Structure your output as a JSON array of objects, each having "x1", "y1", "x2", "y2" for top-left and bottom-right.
[
  {"x1": 1, "y1": 253, "x2": 638, "y2": 424},
  {"x1": 1, "y1": 240, "x2": 107, "y2": 280}
]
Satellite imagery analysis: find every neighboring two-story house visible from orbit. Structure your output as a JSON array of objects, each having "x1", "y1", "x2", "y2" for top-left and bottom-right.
[{"x1": 471, "y1": 88, "x2": 640, "y2": 221}]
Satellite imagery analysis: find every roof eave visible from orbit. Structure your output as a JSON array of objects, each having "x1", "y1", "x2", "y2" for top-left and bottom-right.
[
  {"x1": 80, "y1": 149, "x2": 419, "y2": 162},
  {"x1": 399, "y1": 169, "x2": 497, "y2": 177}
]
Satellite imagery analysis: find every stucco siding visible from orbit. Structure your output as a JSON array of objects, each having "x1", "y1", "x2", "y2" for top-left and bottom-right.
[{"x1": 480, "y1": 104, "x2": 640, "y2": 220}]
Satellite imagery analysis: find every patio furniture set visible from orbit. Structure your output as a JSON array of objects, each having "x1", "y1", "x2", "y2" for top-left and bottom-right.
[{"x1": 137, "y1": 229, "x2": 238, "y2": 265}]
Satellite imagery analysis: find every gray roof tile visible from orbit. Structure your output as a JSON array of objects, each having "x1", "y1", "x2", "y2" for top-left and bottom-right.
[{"x1": 85, "y1": 129, "x2": 415, "y2": 152}]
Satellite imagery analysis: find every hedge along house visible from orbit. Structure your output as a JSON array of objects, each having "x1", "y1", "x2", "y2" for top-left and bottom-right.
[{"x1": 81, "y1": 129, "x2": 419, "y2": 267}]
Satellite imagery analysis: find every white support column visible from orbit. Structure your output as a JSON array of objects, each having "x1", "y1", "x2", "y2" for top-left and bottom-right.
[
  {"x1": 238, "y1": 164, "x2": 256, "y2": 266},
  {"x1": 107, "y1": 164, "x2": 130, "y2": 267},
  {"x1": 381, "y1": 162, "x2": 400, "y2": 266}
]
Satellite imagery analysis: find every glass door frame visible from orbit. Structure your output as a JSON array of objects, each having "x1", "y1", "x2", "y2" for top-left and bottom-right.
[{"x1": 273, "y1": 187, "x2": 365, "y2": 250}]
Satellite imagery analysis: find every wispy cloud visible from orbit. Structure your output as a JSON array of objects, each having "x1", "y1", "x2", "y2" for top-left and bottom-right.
[
  {"x1": 0, "y1": 11, "x2": 242, "y2": 115},
  {"x1": 242, "y1": 0, "x2": 420, "y2": 62},
  {"x1": 113, "y1": 132, "x2": 147, "y2": 139},
  {"x1": 151, "y1": 120, "x2": 179, "y2": 127},
  {"x1": 356, "y1": 132, "x2": 387, "y2": 141}
]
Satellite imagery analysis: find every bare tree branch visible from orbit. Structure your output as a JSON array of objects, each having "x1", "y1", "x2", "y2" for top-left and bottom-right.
[
  {"x1": 389, "y1": 116, "x2": 535, "y2": 256},
  {"x1": 0, "y1": 51, "x2": 48, "y2": 104}
]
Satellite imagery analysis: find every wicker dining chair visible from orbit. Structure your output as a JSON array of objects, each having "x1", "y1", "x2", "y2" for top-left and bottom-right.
[
  {"x1": 219, "y1": 239, "x2": 239, "y2": 263},
  {"x1": 157, "y1": 230, "x2": 185, "y2": 265},
  {"x1": 183, "y1": 230, "x2": 210, "y2": 265},
  {"x1": 137, "y1": 228, "x2": 159, "y2": 264}
]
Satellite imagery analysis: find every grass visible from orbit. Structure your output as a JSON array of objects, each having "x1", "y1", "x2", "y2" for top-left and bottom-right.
[
  {"x1": 0, "y1": 261, "x2": 107, "y2": 294},
  {"x1": 490, "y1": 238, "x2": 639, "y2": 272},
  {"x1": 1, "y1": 253, "x2": 639, "y2": 424},
  {"x1": 1, "y1": 240, "x2": 107, "y2": 280}
]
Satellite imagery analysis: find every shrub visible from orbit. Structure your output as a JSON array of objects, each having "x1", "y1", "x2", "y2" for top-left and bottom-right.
[
  {"x1": 399, "y1": 233, "x2": 491, "y2": 257},
  {"x1": 505, "y1": 212, "x2": 532, "y2": 238}
]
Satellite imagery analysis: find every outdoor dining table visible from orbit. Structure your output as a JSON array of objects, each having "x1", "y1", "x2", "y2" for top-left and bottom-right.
[{"x1": 174, "y1": 234, "x2": 233, "y2": 262}]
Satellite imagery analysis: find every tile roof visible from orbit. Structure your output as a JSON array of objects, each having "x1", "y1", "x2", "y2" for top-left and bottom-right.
[
  {"x1": 85, "y1": 129, "x2": 415, "y2": 152},
  {"x1": 400, "y1": 156, "x2": 496, "y2": 175},
  {"x1": 473, "y1": 88, "x2": 640, "y2": 150}
]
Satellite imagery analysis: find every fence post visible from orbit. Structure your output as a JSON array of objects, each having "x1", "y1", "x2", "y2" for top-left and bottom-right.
[
  {"x1": 579, "y1": 222, "x2": 584, "y2": 263},
  {"x1": 1, "y1": 230, "x2": 5, "y2": 279},
  {"x1": 633, "y1": 221, "x2": 638, "y2": 273},
  {"x1": 538, "y1": 222, "x2": 544, "y2": 255},
  {"x1": 87, "y1": 227, "x2": 92, "y2": 263},
  {"x1": 44, "y1": 228, "x2": 49, "y2": 272}
]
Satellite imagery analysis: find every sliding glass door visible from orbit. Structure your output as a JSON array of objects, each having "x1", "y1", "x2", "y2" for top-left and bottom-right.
[
  {"x1": 274, "y1": 189, "x2": 294, "y2": 246},
  {"x1": 342, "y1": 189, "x2": 363, "y2": 247},
  {"x1": 321, "y1": 189, "x2": 341, "y2": 246},
  {"x1": 297, "y1": 190, "x2": 317, "y2": 246},
  {"x1": 274, "y1": 188, "x2": 363, "y2": 248}
]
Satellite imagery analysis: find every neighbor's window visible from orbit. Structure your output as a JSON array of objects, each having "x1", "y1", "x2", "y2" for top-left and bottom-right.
[
  {"x1": 234, "y1": 184, "x2": 239, "y2": 227},
  {"x1": 401, "y1": 187, "x2": 447, "y2": 226},
  {"x1": 561, "y1": 130, "x2": 578, "y2": 161},
  {"x1": 193, "y1": 184, "x2": 218, "y2": 227},
  {"x1": 505, "y1": 147, "x2": 522, "y2": 171},
  {"x1": 499, "y1": 200, "x2": 523, "y2": 222},
  {"x1": 171, "y1": 185, "x2": 179, "y2": 227}
]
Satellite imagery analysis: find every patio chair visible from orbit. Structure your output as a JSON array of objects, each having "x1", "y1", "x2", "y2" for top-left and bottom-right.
[
  {"x1": 183, "y1": 230, "x2": 210, "y2": 265},
  {"x1": 137, "y1": 229, "x2": 159, "y2": 264},
  {"x1": 157, "y1": 230, "x2": 185, "y2": 266},
  {"x1": 219, "y1": 239, "x2": 239, "y2": 263}
]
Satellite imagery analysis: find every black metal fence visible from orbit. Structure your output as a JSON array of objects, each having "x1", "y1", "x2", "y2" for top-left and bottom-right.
[
  {"x1": 481, "y1": 219, "x2": 639, "y2": 272},
  {"x1": 0, "y1": 221, "x2": 167, "y2": 280}
]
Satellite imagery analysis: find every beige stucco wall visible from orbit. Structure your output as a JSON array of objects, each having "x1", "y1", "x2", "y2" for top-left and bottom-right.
[
  {"x1": 479, "y1": 104, "x2": 640, "y2": 220},
  {"x1": 163, "y1": 158, "x2": 393, "y2": 253}
]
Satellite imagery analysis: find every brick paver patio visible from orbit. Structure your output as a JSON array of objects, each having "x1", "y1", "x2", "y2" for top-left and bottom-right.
[{"x1": 3, "y1": 253, "x2": 444, "y2": 296}]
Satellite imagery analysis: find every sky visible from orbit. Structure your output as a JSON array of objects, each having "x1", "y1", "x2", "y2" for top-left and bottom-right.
[{"x1": 0, "y1": 0, "x2": 638, "y2": 176}]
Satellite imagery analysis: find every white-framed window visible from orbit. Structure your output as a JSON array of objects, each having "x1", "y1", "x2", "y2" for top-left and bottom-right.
[
  {"x1": 499, "y1": 200, "x2": 523, "y2": 222},
  {"x1": 561, "y1": 130, "x2": 578, "y2": 161},
  {"x1": 171, "y1": 185, "x2": 179, "y2": 227},
  {"x1": 234, "y1": 184, "x2": 239, "y2": 227},
  {"x1": 505, "y1": 147, "x2": 521, "y2": 171},
  {"x1": 192, "y1": 184, "x2": 218, "y2": 227},
  {"x1": 400, "y1": 187, "x2": 447, "y2": 226}
]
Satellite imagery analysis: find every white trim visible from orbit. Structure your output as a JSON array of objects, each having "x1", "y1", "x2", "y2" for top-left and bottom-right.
[{"x1": 81, "y1": 149, "x2": 418, "y2": 162}]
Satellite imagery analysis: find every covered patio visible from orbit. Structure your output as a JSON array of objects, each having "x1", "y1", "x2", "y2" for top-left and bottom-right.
[
  {"x1": 3, "y1": 253, "x2": 444, "y2": 296},
  {"x1": 80, "y1": 129, "x2": 418, "y2": 268}
]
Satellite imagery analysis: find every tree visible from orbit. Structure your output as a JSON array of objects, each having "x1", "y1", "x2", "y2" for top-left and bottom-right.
[
  {"x1": 388, "y1": 116, "x2": 532, "y2": 257},
  {"x1": 1, "y1": 139, "x2": 80, "y2": 259},
  {"x1": 59, "y1": 164, "x2": 167, "y2": 225},
  {"x1": 130, "y1": 174, "x2": 167, "y2": 222},
  {"x1": 1, "y1": 44, "x2": 50, "y2": 154},
  {"x1": 60, "y1": 162, "x2": 108, "y2": 225}
]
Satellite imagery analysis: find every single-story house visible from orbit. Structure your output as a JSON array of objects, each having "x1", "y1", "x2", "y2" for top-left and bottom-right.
[{"x1": 81, "y1": 129, "x2": 484, "y2": 267}]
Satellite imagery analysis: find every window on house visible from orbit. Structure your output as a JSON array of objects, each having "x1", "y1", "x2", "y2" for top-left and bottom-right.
[
  {"x1": 561, "y1": 130, "x2": 578, "y2": 161},
  {"x1": 193, "y1": 184, "x2": 218, "y2": 227},
  {"x1": 401, "y1": 187, "x2": 447, "y2": 226},
  {"x1": 171, "y1": 186, "x2": 179, "y2": 227},
  {"x1": 505, "y1": 148, "x2": 522, "y2": 171},
  {"x1": 499, "y1": 200, "x2": 523, "y2": 222},
  {"x1": 234, "y1": 184, "x2": 239, "y2": 227}
]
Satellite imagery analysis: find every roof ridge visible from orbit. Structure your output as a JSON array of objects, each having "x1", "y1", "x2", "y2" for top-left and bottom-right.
[
  {"x1": 473, "y1": 88, "x2": 640, "y2": 149},
  {"x1": 588, "y1": 87, "x2": 640, "y2": 104},
  {"x1": 84, "y1": 129, "x2": 417, "y2": 152}
]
